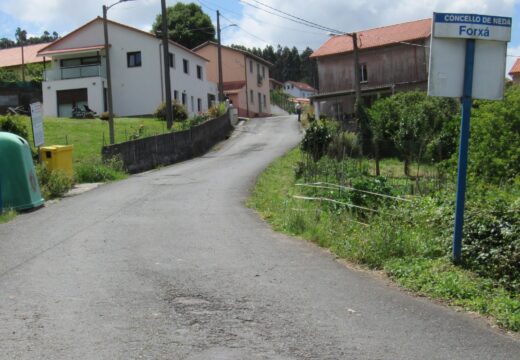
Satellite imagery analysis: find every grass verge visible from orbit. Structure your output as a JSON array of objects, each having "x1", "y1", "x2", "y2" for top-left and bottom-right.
[
  {"x1": 248, "y1": 147, "x2": 520, "y2": 332},
  {"x1": 0, "y1": 210, "x2": 16, "y2": 224}
]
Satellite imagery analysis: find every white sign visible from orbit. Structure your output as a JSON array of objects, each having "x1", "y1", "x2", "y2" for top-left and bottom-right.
[
  {"x1": 30, "y1": 102, "x2": 44, "y2": 147},
  {"x1": 433, "y1": 13, "x2": 512, "y2": 42},
  {"x1": 428, "y1": 12, "x2": 512, "y2": 100}
]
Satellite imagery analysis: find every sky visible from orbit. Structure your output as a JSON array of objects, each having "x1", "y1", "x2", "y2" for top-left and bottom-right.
[{"x1": 0, "y1": 0, "x2": 519, "y2": 72}]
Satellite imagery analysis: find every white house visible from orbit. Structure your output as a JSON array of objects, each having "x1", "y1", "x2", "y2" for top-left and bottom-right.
[
  {"x1": 283, "y1": 80, "x2": 316, "y2": 99},
  {"x1": 38, "y1": 17, "x2": 217, "y2": 118}
]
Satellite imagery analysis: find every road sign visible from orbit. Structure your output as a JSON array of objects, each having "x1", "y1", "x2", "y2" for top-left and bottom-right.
[
  {"x1": 428, "y1": 13, "x2": 511, "y2": 100},
  {"x1": 427, "y1": 12, "x2": 511, "y2": 263},
  {"x1": 30, "y1": 102, "x2": 44, "y2": 147}
]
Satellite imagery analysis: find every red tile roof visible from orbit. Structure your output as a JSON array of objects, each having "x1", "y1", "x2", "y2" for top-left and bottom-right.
[
  {"x1": 509, "y1": 58, "x2": 520, "y2": 75},
  {"x1": 38, "y1": 44, "x2": 107, "y2": 56},
  {"x1": 0, "y1": 43, "x2": 51, "y2": 68},
  {"x1": 223, "y1": 81, "x2": 246, "y2": 91},
  {"x1": 37, "y1": 17, "x2": 209, "y2": 62},
  {"x1": 285, "y1": 80, "x2": 316, "y2": 92},
  {"x1": 311, "y1": 18, "x2": 431, "y2": 58}
]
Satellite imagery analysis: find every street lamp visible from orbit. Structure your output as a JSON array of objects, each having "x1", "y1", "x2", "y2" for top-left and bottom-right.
[
  {"x1": 216, "y1": 10, "x2": 237, "y2": 102},
  {"x1": 103, "y1": 0, "x2": 134, "y2": 145}
]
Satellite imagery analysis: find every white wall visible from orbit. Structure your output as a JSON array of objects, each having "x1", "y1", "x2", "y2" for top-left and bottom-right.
[
  {"x1": 42, "y1": 77, "x2": 105, "y2": 117},
  {"x1": 41, "y1": 19, "x2": 217, "y2": 117},
  {"x1": 283, "y1": 82, "x2": 316, "y2": 99}
]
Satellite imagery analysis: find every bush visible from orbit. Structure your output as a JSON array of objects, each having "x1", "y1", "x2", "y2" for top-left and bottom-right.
[
  {"x1": 207, "y1": 102, "x2": 226, "y2": 119},
  {"x1": 327, "y1": 131, "x2": 359, "y2": 160},
  {"x1": 301, "y1": 120, "x2": 335, "y2": 162},
  {"x1": 0, "y1": 114, "x2": 29, "y2": 140},
  {"x1": 36, "y1": 165, "x2": 73, "y2": 199},
  {"x1": 461, "y1": 195, "x2": 520, "y2": 293},
  {"x1": 75, "y1": 157, "x2": 126, "y2": 183},
  {"x1": 154, "y1": 101, "x2": 188, "y2": 122}
]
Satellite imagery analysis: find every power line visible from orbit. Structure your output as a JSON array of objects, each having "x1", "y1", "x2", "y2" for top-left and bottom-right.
[{"x1": 243, "y1": 0, "x2": 345, "y2": 34}]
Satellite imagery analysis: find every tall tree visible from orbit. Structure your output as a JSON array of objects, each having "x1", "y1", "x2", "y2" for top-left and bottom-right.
[{"x1": 151, "y1": 2, "x2": 215, "y2": 49}]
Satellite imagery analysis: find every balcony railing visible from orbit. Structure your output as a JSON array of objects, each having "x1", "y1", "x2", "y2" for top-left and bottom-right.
[{"x1": 44, "y1": 64, "x2": 106, "y2": 81}]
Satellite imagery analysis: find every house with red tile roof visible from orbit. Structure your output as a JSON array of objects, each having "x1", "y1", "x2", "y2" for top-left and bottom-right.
[
  {"x1": 283, "y1": 80, "x2": 316, "y2": 99},
  {"x1": 310, "y1": 18, "x2": 432, "y2": 122},
  {"x1": 509, "y1": 58, "x2": 520, "y2": 84},
  {"x1": 193, "y1": 42, "x2": 272, "y2": 117},
  {"x1": 0, "y1": 43, "x2": 51, "y2": 81},
  {"x1": 37, "y1": 17, "x2": 217, "y2": 117}
]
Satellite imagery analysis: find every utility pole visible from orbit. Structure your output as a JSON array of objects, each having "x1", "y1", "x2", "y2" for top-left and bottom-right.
[
  {"x1": 217, "y1": 10, "x2": 224, "y2": 102},
  {"x1": 102, "y1": 5, "x2": 115, "y2": 144},
  {"x1": 161, "y1": 0, "x2": 173, "y2": 129},
  {"x1": 20, "y1": 43, "x2": 25, "y2": 82},
  {"x1": 351, "y1": 32, "x2": 361, "y2": 108}
]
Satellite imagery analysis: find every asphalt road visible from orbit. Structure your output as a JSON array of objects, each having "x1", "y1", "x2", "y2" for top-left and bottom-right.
[{"x1": 0, "y1": 116, "x2": 518, "y2": 359}]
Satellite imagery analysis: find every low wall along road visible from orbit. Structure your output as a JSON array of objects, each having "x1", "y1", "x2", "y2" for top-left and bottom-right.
[{"x1": 102, "y1": 112, "x2": 233, "y2": 173}]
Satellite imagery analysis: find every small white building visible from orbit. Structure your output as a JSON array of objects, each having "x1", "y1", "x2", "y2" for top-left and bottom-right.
[
  {"x1": 283, "y1": 80, "x2": 316, "y2": 99},
  {"x1": 38, "y1": 17, "x2": 217, "y2": 118}
]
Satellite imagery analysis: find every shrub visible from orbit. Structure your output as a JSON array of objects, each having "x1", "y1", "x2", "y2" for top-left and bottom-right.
[
  {"x1": 301, "y1": 120, "x2": 335, "y2": 162},
  {"x1": 154, "y1": 101, "x2": 188, "y2": 122},
  {"x1": 462, "y1": 195, "x2": 520, "y2": 293},
  {"x1": 0, "y1": 114, "x2": 29, "y2": 140},
  {"x1": 75, "y1": 156, "x2": 126, "y2": 183},
  {"x1": 207, "y1": 102, "x2": 227, "y2": 119},
  {"x1": 327, "y1": 131, "x2": 359, "y2": 160},
  {"x1": 36, "y1": 165, "x2": 73, "y2": 199}
]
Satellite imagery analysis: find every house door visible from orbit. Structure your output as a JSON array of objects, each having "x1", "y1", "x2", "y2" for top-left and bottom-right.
[
  {"x1": 57, "y1": 88, "x2": 88, "y2": 117},
  {"x1": 258, "y1": 92, "x2": 262, "y2": 114}
]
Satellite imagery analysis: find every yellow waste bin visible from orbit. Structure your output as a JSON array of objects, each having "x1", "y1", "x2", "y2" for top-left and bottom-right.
[{"x1": 40, "y1": 145, "x2": 74, "y2": 177}]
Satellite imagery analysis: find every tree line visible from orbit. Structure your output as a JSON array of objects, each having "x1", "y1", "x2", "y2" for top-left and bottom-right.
[
  {"x1": 0, "y1": 28, "x2": 59, "y2": 49},
  {"x1": 151, "y1": 3, "x2": 318, "y2": 86},
  {"x1": 230, "y1": 44, "x2": 317, "y2": 87}
]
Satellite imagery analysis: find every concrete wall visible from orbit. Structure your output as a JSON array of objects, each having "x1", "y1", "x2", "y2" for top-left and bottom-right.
[{"x1": 102, "y1": 111, "x2": 233, "y2": 173}]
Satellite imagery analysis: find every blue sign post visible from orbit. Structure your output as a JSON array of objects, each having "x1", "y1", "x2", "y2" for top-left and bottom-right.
[
  {"x1": 428, "y1": 13, "x2": 511, "y2": 264},
  {"x1": 452, "y1": 39, "x2": 475, "y2": 263}
]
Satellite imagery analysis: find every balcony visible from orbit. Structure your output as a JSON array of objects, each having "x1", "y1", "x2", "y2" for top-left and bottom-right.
[{"x1": 44, "y1": 64, "x2": 106, "y2": 81}]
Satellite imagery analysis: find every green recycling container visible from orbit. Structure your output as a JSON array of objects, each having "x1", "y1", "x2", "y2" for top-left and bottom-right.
[{"x1": 0, "y1": 132, "x2": 44, "y2": 211}]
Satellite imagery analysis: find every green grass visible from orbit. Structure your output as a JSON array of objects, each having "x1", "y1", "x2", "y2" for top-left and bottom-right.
[
  {"x1": 0, "y1": 210, "x2": 16, "y2": 224},
  {"x1": 249, "y1": 147, "x2": 520, "y2": 332},
  {"x1": 20, "y1": 116, "x2": 174, "y2": 163}
]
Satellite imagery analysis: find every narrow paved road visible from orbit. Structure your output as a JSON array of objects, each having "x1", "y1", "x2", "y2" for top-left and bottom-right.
[{"x1": 0, "y1": 116, "x2": 518, "y2": 359}]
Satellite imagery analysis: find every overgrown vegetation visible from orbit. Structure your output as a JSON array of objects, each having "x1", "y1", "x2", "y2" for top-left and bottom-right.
[
  {"x1": 74, "y1": 157, "x2": 126, "y2": 183},
  {"x1": 0, "y1": 114, "x2": 29, "y2": 140},
  {"x1": 36, "y1": 165, "x2": 73, "y2": 199},
  {"x1": 250, "y1": 86, "x2": 520, "y2": 331}
]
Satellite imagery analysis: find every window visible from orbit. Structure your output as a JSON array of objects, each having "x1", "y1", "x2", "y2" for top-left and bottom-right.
[
  {"x1": 250, "y1": 90, "x2": 254, "y2": 103},
  {"x1": 257, "y1": 63, "x2": 260, "y2": 76},
  {"x1": 360, "y1": 63, "x2": 368, "y2": 83},
  {"x1": 127, "y1": 51, "x2": 142, "y2": 67},
  {"x1": 174, "y1": 90, "x2": 178, "y2": 101},
  {"x1": 263, "y1": 94, "x2": 267, "y2": 107},
  {"x1": 262, "y1": 66, "x2": 265, "y2": 78},
  {"x1": 197, "y1": 98, "x2": 202, "y2": 112},
  {"x1": 183, "y1": 59, "x2": 189, "y2": 74},
  {"x1": 169, "y1": 52, "x2": 175, "y2": 68},
  {"x1": 60, "y1": 56, "x2": 100, "y2": 68},
  {"x1": 182, "y1": 92, "x2": 187, "y2": 106},
  {"x1": 196, "y1": 65, "x2": 203, "y2": 80},
  {"x1": 249, "y1": 59, "x2": 253, "y2": 73},
  {"x1": 191, "y1": 96, "x2": 194, "y2": 112}
]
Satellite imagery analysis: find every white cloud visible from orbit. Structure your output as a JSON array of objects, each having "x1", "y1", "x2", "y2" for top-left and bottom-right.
[
  {"x1": 0, "y1": 0, "x2": 517, "y2": 54},
  {"x1": 223, "y1": 0, "x2": 516, "y2": 51}
]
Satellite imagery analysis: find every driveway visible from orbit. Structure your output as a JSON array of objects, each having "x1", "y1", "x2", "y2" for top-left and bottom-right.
[{"x1": 0, "y1": 115, "x2": 518, "y2": 359}]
